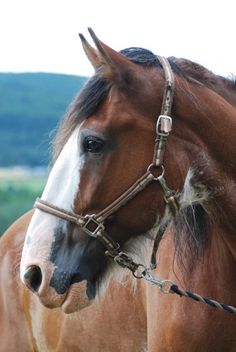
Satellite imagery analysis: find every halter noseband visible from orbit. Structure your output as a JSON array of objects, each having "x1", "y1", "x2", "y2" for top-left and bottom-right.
[{"x1": 34, "y1": 56, "x2": 179, "y2": 275}]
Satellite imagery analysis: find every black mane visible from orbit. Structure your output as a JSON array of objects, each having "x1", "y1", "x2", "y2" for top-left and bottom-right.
[
  {"x1": 68, "y1": 47, "x2": 236, "y2": 123},
  {"x1": 69, "y1": 47, "x2": 163, "y2": 122},
  {"x1": 173, "y1": 203, "x2": 209, "y2": 268}
]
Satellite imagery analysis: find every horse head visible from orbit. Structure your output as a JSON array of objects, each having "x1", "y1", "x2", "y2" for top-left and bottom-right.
[{"x1": 21, "y1": 28, "x2": 236, "y2": 313}]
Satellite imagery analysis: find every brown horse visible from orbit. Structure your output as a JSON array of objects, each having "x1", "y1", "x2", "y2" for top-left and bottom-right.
[
  {"x1": 19, "y1": 28, "x2": 236, "y2": 351},
  {"x1": 0, "y1": 211, "x2": 147, "y2": 351}
]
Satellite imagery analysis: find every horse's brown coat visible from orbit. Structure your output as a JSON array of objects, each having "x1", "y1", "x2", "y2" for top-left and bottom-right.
[{"x1": 0, "y1": 212, "x2": 147, "y2": 351}]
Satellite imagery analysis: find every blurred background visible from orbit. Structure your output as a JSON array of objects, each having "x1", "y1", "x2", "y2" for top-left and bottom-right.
[
  {"x1": 0, "y1": 0, "x2": 235, "y2": 233},
  {"x1": 0, "y1": 73, "x2": 86, "y2": 233}
]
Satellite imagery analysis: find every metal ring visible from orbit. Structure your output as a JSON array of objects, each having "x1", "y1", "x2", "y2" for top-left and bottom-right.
[
  {"x1": 132, "y1": 264, "x2": 147, "y2": 279},
  {"x1": 160, "y1": 280, "x2": 174, "y2": 294},
  {"x1": 147, "y1": 164, "x2": 165, "y2": 181}
]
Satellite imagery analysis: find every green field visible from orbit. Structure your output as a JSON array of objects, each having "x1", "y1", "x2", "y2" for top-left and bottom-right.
[{"x1": 0, "y1": 172, "x2": 46, "y2": 234}]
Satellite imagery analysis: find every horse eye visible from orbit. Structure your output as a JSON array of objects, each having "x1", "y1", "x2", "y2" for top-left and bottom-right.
[{"x1": 83, "y1": 136, "x2": 105, "y2": 154}]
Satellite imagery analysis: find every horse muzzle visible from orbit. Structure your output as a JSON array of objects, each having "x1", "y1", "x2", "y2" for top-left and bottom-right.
[{"x1": 22, "y1": 263, "x2": 91, "y2": 312}]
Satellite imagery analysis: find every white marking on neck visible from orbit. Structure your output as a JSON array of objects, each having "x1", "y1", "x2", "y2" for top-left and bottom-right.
[{"x1": 180, "y1": 168, "x2": 209, "y2": 209}]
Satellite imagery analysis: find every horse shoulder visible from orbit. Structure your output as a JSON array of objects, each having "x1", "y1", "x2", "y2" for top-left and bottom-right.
[{"x1": 0, "y1": 210, "x2": 36, "y2": 351}]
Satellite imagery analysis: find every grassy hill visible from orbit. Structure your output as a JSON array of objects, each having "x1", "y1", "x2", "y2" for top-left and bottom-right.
[
  {"x1": 0, "y1": 72, "x2": 87, "y2": 166},
  {"x1": 0, "y1": 168, "x2": 46, "y2": 234}
]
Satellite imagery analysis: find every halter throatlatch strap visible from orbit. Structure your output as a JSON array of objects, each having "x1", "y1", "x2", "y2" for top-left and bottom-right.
[{"x1": 34, "y1": 56, "x2": 179, "y2": 275}]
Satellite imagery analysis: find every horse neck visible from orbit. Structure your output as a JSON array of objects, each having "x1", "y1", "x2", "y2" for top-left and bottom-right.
[
  {"x1": 165, "y1": 78, "x2": 236, "y2": 269},
  {"x1": 174, "y1": 80, "x2": 236, "y2": 176},
  {"x1": 160, "y1": 225, "x2": 236, "y2": 312}
]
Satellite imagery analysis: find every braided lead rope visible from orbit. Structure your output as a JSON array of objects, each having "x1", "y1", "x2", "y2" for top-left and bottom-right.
[
  {"x1": 170, "y1": 284, "x2": 236, "y2": 314},
  {"x1": 141, "y1": 270, "x2": 236, "y2": 314}
]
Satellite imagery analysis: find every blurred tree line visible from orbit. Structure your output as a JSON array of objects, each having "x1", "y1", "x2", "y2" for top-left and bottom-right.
[{"x1": 0, "y1": 73, "x2": 87, "y2": 166}]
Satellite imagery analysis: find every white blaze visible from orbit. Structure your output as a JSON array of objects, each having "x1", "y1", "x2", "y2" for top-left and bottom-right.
[
  {"x1": 20, "y1": 126, "x2": 84, "y2": 281},
  {"x1": 41, "y1": 127, "x2": 83, "y2": 209}
]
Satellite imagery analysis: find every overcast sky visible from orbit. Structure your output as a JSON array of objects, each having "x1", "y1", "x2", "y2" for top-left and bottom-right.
[{"x1": 0, "y1": 0, "x2": 235, "y2": 78}]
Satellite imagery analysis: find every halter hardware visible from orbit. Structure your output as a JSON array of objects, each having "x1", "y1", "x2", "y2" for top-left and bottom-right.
[
  {"x1": 156, "y1": 115, "x2": 172, "y2": 135},
  {"x1": 82, "y1": 215, "x2": 105, "y2": 238},
  {"x1": 34, "y1": 55, "x2": 179, "y2": 275}
]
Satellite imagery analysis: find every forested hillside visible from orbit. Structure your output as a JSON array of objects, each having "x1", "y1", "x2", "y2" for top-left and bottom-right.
[{"x1": 0, "y1": 73, "x2": 87, "y2": 166}]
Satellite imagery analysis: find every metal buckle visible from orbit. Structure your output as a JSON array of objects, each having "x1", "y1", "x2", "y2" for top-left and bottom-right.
[
  {"x1": 156, "y1": 115, "x2": 172, "y2": 134},
  {"x1": 82, "y1": 215, "x2": 105, "y2": 238}
]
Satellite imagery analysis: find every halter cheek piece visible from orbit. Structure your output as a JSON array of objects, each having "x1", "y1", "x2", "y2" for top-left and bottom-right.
[{"x1": 34, "y1": 56, "x2": 179, "y2": 276}]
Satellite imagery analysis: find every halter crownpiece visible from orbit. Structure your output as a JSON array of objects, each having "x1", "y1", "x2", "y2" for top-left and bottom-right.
[{"x1": 34, "y1": 56, "x2": 179, "y2": 274}]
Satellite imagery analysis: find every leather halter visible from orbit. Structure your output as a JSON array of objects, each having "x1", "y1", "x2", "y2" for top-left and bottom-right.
[{"x1": 34, "y1": 56, "x2": 179, "y2": 275}]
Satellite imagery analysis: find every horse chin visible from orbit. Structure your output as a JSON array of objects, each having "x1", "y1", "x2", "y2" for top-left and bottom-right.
[
  {"x1": 38, "y1": 280, "x2": 92, "y2": 314},
  {"x1": 61, "y1": 280, "x2": 92, "y2": 314}
]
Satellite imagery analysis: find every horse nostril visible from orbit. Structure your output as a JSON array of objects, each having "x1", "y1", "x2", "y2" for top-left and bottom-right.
[{"x1": 24, "y1": 265, "x2": 42, "y2": 293}]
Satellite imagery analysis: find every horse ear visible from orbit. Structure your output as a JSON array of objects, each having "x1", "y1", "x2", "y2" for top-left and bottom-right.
[
  {"x1": 79, "y1": 28, "x2": 138, "y2": 83},
  {"x1": 79, "y1": 33, "x2": 101, "y2": 69}
]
